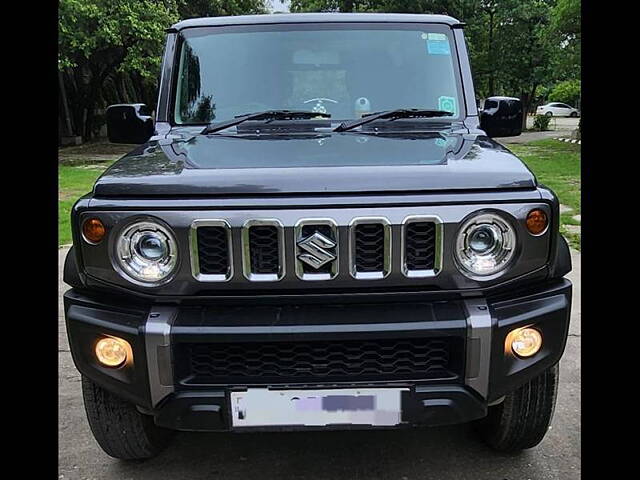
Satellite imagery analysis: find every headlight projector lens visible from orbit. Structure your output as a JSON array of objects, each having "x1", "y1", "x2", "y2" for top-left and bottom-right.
[
  {"x1": 455, "y1": 212, "x2": 516, "y2": 278},
  {"x1": 115, "y1": 220, "x2": 178, "y2": 285}
]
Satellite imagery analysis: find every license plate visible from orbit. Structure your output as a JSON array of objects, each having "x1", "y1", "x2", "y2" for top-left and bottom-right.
[{"x1": 230, "y1": 387, "x2": 407, "y2": 428}]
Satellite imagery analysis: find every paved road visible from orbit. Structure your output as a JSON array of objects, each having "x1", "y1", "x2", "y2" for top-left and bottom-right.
[
  {"x1": 59, "y1": 246, "x2": 580, "y2": 480},
  {"x1": 499, "y1": 116, "x2": 580, "y2": 145}
]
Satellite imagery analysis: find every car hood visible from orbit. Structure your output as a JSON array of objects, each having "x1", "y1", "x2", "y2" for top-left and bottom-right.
[{"x1": 93, "y1": 130, "x2": 536, "y2": 197}]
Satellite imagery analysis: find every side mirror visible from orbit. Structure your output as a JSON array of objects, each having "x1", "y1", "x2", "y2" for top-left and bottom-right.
[
  {"x1": 479, "y1": 97, "x2": 523, "y2": 138},
  {"x1": 106, "y1": 104, "x2": 154, "y2": 144}
]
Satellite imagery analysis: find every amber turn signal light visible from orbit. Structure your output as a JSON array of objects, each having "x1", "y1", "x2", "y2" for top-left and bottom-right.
[
  {"x1": 526, "y1": 209, "x2": 548, "y2": 235},
  {"x1": 82, "y1": 218, "x2": 106, "y2": 244}
]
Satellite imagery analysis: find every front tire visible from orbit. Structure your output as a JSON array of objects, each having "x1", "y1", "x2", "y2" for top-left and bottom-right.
[
  {"x1": 475, "y1": 363, "x2": 559, "y2": 452},
  {"x1": 545, "y1": 111, "x2": 553, "y2": 116},
  {"x1": 81, "y1": 376, "x2": 174, "y2": 460},
  {"x1": 570, "y1": 112, "x2": 578, "y2": 117}
]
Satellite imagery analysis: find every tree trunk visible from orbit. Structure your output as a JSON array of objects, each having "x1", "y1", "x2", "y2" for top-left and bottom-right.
[
  {"x1": 487, "y1": 10, "x2": 495, "y2": 96},
  {"x1": 58, "y1": 70, "x2": 74, "y2": 136}
]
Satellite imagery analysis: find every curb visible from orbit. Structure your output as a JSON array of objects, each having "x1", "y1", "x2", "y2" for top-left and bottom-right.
[{"x1": 556, "y1": 137, "x2": 581, "y2": 145}]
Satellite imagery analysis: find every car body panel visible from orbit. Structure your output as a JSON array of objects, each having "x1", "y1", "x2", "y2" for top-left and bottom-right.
[{"x1": 93, "y1": 131, "x2": 536, "y2": 197}]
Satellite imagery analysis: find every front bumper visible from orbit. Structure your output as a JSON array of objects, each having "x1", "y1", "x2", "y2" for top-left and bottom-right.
[{"x1": 64, "y1": 278, "x2": 571, "y2": 432}]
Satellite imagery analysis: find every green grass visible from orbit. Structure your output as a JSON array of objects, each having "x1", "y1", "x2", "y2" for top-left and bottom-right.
[
  {"x1": 509, "y1": 138, "x2": 581, "y2": 250},
  {"x1": 58, "y1": 163, "x2": 114, "y2": 245}
]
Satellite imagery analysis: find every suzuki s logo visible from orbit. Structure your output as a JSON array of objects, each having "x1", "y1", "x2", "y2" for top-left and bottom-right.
[{"x1": 297, "y1": 231, "x2": 337, "y2": 270}]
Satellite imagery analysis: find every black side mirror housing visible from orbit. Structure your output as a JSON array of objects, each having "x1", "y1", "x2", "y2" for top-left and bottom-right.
[
  {"x1": 479, "y1": 97, "x2": 523, "y2": 138},
  {"x1": 106, "y1": 104, "x2": 154, "y2": 144}
]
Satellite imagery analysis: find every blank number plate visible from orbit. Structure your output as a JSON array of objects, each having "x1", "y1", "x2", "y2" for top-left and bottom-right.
[{"x1": 230, "y1": 387, "x2": 407, "y2": 428}]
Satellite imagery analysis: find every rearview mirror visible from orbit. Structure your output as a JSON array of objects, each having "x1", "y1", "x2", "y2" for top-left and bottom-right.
[
  {"x1": 106, "y1": 104, "x2": 154, "y2": 144},
  {"x1": 479, "y1": 97, "x2": 523, "y2": 138}
]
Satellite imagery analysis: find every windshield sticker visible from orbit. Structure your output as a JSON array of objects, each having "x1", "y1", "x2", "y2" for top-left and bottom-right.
[
  {"x1": 438, "y1": 96, "x2": 457, "y2": 115},
  {"x1": 427, "y1": 33, "x2": 451, "y2": 55}
]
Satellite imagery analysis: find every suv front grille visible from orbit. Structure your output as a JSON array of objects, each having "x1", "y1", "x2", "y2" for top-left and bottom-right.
[
  {"x1": 191, "y1": 216, "x2": 441, "y2": 283},
  {"x1": 176, "y1": 336, "x2": 463, "y2": 385}
]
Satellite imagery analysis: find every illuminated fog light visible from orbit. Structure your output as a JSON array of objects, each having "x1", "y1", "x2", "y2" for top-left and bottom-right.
[
  {"x1": 95, "y1": 336, "x2": 131, "y2": 367},
  {"x1": 508, "y1": 327, "x2": 543, "y2": 358}
]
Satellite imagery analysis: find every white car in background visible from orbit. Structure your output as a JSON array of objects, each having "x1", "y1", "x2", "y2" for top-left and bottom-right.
[{"x1": 536, "y1": 102, "x2": 579, "y2": 117}]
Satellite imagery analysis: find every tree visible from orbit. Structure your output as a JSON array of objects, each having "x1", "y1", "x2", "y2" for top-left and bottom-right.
[
  {"x1": 546, "y1": 0, "x2": 580, "y2": 80},
  {"x1": 59, "y1": 0, "x2": 180, "y2": 140},
  {"x1": 549, "y1": 79, "x2": 580, "y2": 106},
  {"x1": 178, "y1": 0, "x2": 267, "y2": 18}
]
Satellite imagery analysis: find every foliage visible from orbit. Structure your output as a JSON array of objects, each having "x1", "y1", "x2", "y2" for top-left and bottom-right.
[
  {"x1": 58, "y1": 0, "x2": 268, "y2": 141},
  {"x1": 532, "y1": 114, "x2": 552, "y2": 131},
  {"x1": 549, "y1": 79, "x2": 580, "y2": 106},
  {"x1": 59, "y1": 0, "x2": 181, "y2": 139},
  {"x1": 59, "y1": 0, "x2": 179, "y2": 78},
  {"x1": 546, "y1": 0, "x2": 580, "y2": 80},
  {"x1": 178, "y1": 0, "x2": 267, "y2": 18}
]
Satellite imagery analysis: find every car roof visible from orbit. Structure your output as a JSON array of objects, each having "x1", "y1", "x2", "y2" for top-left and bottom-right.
[{"x1": 170, "y1": 13, "x2": 462, "y2": 31}]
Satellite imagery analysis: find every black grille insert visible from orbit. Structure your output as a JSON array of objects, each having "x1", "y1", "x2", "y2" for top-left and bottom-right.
[
  {"x1": 248, "y1": 225, "x2": 280, "y2": 274},
  {"x1": 176, "y1": 337, "x2": 462, "y2": 384},
  {"x1": 405, "y1": 222, "x2": 437, "y2": 271},
  {"x1": 196, "y1": 226, "x2": 230, "y2": 275},
  {"x1": 354, "y1": 223, "x2": 385, "y2": 272}
]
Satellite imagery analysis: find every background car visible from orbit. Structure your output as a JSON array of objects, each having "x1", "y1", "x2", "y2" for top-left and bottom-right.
[{"x1": 536, "y1": 102, "x2": 579, "y2": 117}]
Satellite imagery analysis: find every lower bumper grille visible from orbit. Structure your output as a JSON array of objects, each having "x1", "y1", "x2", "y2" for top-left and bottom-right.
[{"x1": 175, "y1": 337, "x2": 464, "y2": 385}]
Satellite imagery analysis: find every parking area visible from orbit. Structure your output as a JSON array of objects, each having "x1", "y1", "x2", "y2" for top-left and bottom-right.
[
  {"x1": 527, "y1": 115, "x2": 579, "y2": 131},
  {"x1": 58, "y1": 246, "x2": 580, "y2": 480}
]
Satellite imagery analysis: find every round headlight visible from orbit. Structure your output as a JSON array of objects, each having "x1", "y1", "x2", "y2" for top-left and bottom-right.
[
  {"x1": 455, "y1": 212, "x2": 516, "y2": 278},
  {"x1": 114, "y1": 221, "x2": 178, "y2": 285}
]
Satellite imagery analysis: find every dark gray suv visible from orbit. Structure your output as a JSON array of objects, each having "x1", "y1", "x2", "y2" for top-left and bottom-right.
[{"x1": 64, "y1": 13, "x2": 571, "y2": 460}]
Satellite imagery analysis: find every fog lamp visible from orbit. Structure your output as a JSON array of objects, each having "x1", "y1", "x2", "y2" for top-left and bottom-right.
[
  {"x1": 507, "y1": 327, "x2": 543, "y2": 358},
  {"x1": 95, "y1": 336, "x2": 131, "y2": 367}
]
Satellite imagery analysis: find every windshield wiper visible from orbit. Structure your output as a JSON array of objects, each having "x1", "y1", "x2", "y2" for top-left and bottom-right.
[
  {"x1": 333, "y1": 108, "x2": 453, "y2": 132},
  {"x1": 202, "y1": 110, "x2": 331, "y2": 134}
]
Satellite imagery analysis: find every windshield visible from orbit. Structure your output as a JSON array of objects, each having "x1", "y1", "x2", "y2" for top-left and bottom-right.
[{"x1": 173, "y1": 23, "x2": 464, "y2": 125}]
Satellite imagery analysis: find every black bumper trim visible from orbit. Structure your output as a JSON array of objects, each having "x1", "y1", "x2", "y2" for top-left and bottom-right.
[
  {"x1": 64, "y1": 277, "x2": 571, "y2": 425},
  {"x1": 152, "y1": 385, "x2": 486, "y2": 432}
]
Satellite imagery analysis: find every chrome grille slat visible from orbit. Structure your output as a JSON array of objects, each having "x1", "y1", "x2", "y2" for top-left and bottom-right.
[
  {"x1": 349, "y1": 217, "x2": 392, "y2": 280},
  {"x1": 241, "y1": 219, "x2": 285, "y2": 282},
  {"x1": 401, "y1": 215, "x2": 443, "y2": 278},
  {"x1": 189, "y1": 219, "x2": 233, "y2": 282}
]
